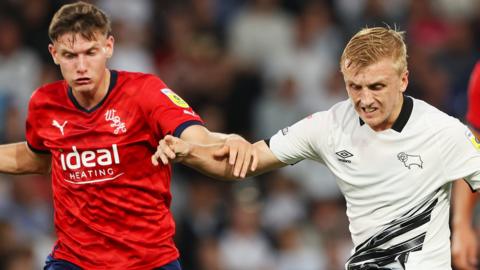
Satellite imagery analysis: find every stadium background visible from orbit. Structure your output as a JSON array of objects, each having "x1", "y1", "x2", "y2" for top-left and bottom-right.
[{"x1": 0, "y1": 0, "x2": 479, "y2": 269}]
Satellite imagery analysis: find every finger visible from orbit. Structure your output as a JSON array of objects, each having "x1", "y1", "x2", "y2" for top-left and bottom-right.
[
  {"x1": 213, "y1": 145, "x2": 230, "y2": 158},
  {"x1": 229, "y1": 145, "x2": 238, "y2": 166},
  {"x1": 451, "y1": 240, "x2": 464, "y2": 267},
  {"x1": 158, "y1": 151, "x2": 170, "y2": 165},
  {"x1": 467, "y1": 245, "x2": 478, "y2": 267},
  {"x1": 151, "y1": 154, "x2": 159, "y2": 166},
  {"x1": 233, "y1": 147, "x2": 245, "y2": 177},
  {"x1": 159, "y1": 140, "x2": 176, "y2": 159},
  {"x1": 164, "y1": 135, "x2": 175, "y2": 144},
  {"x1": 151, "y1": 151, "x2": 169, "y2": 166},
  {"x1": 454, "y1": 251, "x2": 468, "y2": 270},
  {"x1": 250, "y1": 149, "x2": 258, "y2": 172},
  {"x1": 240, "y1": 149, "x2": 252, "y2": 178}
]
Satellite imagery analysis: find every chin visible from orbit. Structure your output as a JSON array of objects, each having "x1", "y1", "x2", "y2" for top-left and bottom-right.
[
  {"x1": 363, "y1": 118, "x2": 380, "y2": 128},
  {"x1": 72, "y1": 85, "x2": 94, "y2": 92}
]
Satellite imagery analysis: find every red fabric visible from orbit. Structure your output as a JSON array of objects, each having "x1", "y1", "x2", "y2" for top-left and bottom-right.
[
  {"x1": 26, "y1": 70, "x2": 203, "y2": 269},
  {"x1": 467, "y1": 62, "x2": 480, "y2": 131}
]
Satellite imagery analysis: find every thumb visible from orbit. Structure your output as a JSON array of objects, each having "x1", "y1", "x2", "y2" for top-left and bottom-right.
[
  {"x1": 164, "y1": 135, "x2": 176, "y2": 146},
  {"x1": 213, "y1": 145, "x2": 230, "y2": 158},
  {"x1": 468, "y1": 244, "x2": 478, "y2": 266}
]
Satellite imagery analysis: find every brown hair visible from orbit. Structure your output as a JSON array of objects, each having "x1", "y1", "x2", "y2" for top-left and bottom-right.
[
  {"x1": 48, "y1": 1, "x2": 111, "y2": 42},
  {"x1": 340, "y1": 26, "x2": 407, "y2": 75}
]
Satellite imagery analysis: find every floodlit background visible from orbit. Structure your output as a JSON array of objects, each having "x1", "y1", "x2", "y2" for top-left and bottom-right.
[{"x1": 0, "y1": 0, "x2": 479, "y2": 269}]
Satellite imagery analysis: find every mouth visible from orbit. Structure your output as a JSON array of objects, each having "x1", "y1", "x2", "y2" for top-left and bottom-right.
[
  {"x1": 74, "y1": 77, "x2": 91, "y2": 85},
  {"x1": 361, "y1": 107, "x2": 377, "y2": 115}
]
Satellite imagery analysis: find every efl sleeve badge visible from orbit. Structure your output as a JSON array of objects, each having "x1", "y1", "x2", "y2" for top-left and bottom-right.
[
  {"x1": 161, "y1": 88, "x2": 190, "y2": 108},
  {"x1": 466, "y1": 130, "x2": 480, "y2": 151}
]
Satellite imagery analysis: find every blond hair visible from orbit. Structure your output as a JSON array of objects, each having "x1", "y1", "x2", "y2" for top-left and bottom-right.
[
  {"x1": 340, "y1": 27, "x2": 407, "y2": 75},
  {"x1": 48, "y1": 1, "x2": 111, "y2": 42}
]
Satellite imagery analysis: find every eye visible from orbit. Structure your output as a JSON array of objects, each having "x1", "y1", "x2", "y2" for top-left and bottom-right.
[
  {"x1": 63, "y1": 53, "x2": 75, "y2": 59},
  {"x1": 87, "y1": 49, "x2": 97, "y2": 56},
  {"x1": 369, "y1": 83, "x2": 385, "y2": 90},
  {"x1": 349, "y1": 84, "x2": 362, "y2": 91}
]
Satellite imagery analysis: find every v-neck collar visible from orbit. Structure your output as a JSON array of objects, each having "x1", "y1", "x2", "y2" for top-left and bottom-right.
[{"x1": 68, "y1": 70, "x2": 118, "y2": 113}]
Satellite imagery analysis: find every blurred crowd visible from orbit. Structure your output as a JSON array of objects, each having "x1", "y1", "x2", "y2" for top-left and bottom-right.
[{"x1": 0, "y1": 0, "x2": 479, "y2": 269}]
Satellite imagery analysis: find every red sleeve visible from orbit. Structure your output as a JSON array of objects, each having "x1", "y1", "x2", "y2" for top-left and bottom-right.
[
  {"x1": 25, "y1": 89, "x2": 49, "y2": 153},
  {"x1": 466, "y1": 61, "x2": 480, "y2": 131},
  {"x1": 137, "y1": 75, "x2": 204, "y2": 137}
]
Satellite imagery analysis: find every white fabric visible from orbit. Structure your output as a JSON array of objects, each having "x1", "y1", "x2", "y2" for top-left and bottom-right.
[{"x1": 269, "y1": 97, "x2": 480, "y2": 269}]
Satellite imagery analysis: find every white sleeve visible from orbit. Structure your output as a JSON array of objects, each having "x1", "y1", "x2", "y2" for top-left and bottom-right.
[
  {"x1": 439, "y1": 120, "x2": 480, "y2": 189},
  {"x1": 269, "y1": 112, "x2": 327, "y2": 165}
]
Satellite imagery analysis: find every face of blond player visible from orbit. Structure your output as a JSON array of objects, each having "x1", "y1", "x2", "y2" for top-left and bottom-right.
[
  {"x1": 48, "y1": 31, "x2": 114, "y2": 94},
  {"x1": 343, "y1": 58, "x2": 409, "y2": 131}
]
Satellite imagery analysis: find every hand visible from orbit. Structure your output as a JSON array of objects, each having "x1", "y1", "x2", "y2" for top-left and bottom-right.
[
  {"x1": 213, "y1": 134, "x2": 258, "y2": 178},
  {"x1": 452, "y1": 224, "x2": 478, "y2": 270},
  {"x1": 151, "y1": 135, "x2": 191, "y2": 166}
]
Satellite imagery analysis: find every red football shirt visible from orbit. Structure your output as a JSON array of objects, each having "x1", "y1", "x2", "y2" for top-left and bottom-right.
[
  {"x1": 26, "y1": 70, "x2": 203, "y2": 269},
  {"x1": 467, "y1": 61, "x2": 480, "y2": 131}
]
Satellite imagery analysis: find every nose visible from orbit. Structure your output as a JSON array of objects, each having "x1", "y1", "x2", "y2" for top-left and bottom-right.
[
  {"x1": 359, "y1": 89, "x2": 374, "y2": 107},
  {"x1": 76, "y1": 55, "x2": 87, "y2": 74}
]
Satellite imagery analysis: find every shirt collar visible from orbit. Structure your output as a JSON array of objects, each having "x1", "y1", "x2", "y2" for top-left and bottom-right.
[{"x1": 359, "y1": 95, "x2": 413, "y2": 133}]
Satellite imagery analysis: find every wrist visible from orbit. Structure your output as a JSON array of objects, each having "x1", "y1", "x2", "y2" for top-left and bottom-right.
[{"x1": 452, "y1": 218, "x2": 473, "y2": 230}]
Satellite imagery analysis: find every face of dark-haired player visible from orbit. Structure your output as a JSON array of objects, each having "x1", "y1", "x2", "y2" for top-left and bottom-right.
[{"x1": 48, "y1": 31, "x2": 114, "y2": 94}]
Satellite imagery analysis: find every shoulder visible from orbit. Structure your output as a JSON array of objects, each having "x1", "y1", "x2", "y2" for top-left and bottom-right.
[
  {"x1": 30, "y1": 80, "x2": 67, "y2": 107},
  {"x1": 468, "y1": 62, "x2": 480, "y2": 96},
  {"x1": 409, "y1": 98, "x2": 467, "y2": 144},
  {"x1": 117, "y1": 71, "x2": 166, "y2": 90},
  {"x1": 412, "y1": 98, "x2": 461, "y2": 130},
  {"x1": 327, "y1": 99, "x2": 358, "y2": 129},
  {"x1": 117, "y1": 71, "x2": 167, "y2": 97},
  {"x1": 284, "y1": 99, "x2": 353, "y2": 137}
]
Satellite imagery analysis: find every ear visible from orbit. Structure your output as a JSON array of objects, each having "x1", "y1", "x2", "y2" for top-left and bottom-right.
[
  {"x1": 104, "y1": 35, "x2": 114, "y2": 59},
  {"x1": 48, "y1": 43, "x2": 59, "y2": 65},
  {"x1": 400, "y1": 70, "x2": 409, "y2": 93}
]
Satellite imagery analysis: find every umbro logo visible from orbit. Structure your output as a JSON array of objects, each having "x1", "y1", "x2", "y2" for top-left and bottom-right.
[
  {"x1": 336, "y1": 150, "x2": 353, "y2": 163},
  {"x1": 52, "y1": 120, "x2": 68, "y2": 136}
]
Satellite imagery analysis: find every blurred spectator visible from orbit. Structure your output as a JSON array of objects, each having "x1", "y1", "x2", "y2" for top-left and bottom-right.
[
  {"x1": 1, "y1": 0, "x2": 480, "y2": 268},
  {"x1": 196, "y1": 237, "x2": 226, "y2": 270},
  {"x1": 108, "y1": 19, "x2": 156, "y2": 73},
  {"x1": 274, "y1": 225, "x2": 325, "y2": 270},
  {"x1": 264, "y1": 0, "x2": 344, "y2": 114},
  {"x1": 227, "y1": 0, "x2": 294, "y2": 71},
  {"x1": 219, "y1": 186, "x2": 275, "y2": 270},
  {"x1": 261, "y1": 172, "x2": 306, "y2": 233},
  {"x1": 175, "y1": 178, "x2": 226, "y2": 270},
  {"x1": 0, "y1": 15, "x2": 42, "y2": 139},
  {"x1": 1, "y1": 245, "x2": 34, "y2": 270}
]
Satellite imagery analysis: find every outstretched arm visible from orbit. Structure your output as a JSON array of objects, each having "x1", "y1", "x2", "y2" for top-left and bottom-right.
[
  {"x1": 152, "y1": 135, "x2": 286, "y2": 180},
  {"x1": 0, "y1": 142, "x2": 51, "y2": 174},
  {"x1": 451, "y1": 179, "x2": 479, "y2": 270},
  {"x1": 177, "y1": 125, "x2": 259, "y2": 177}
]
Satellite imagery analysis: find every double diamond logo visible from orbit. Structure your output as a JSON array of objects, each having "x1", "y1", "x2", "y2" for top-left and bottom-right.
[{"x1": 336, "y1": 150, "x2": 353, "y2": 163}]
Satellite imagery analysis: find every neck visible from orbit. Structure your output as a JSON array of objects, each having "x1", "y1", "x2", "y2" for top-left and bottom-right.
[
  {"x1": 386, "y1": 94, "x2": 404, "y2": 130},
  {"x1": 72, "y1": 69, "x2": 110, "y2": 110}
]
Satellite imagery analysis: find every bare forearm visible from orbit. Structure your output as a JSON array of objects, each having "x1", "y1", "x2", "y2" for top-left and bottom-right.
[
  {"x1": 452, "y1": 180, "x2": 478, "y2": 228},
  {"x1": 0, "y1": 142, "x2": 50, "y2": 174},
  {"x1": 182, "y1": 144, "x2": 238, "y2": 180},
  {"x1": 182, "y1": 140, "x2": 285, "y2": 180}
]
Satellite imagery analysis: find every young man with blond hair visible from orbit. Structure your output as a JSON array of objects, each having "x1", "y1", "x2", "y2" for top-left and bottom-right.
[
  {"x1": 0, "y1": 2, "x2": 257, "y2": 269},
  {"x1": 154, "y1": 27, "x2": 480, "y2": 269}
]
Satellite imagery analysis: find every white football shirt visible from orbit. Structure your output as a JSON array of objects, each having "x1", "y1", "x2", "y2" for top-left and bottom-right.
[{"x1": 269, "y1": 96, "x2": 480, "y2": 270}]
